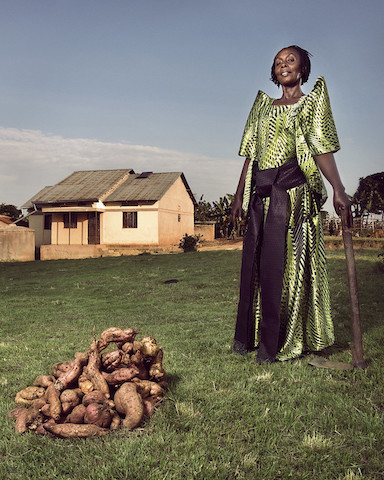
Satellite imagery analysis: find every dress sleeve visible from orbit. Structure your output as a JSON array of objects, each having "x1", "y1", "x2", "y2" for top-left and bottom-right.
[
  {"x1": 299, "y1": 76, "x2": 340, "y2": 156},
  {"x1": 238, "y1": 91, "x2": 266, "y2": 159}
]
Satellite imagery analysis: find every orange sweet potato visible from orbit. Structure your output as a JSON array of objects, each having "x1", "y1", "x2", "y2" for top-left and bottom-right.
[
  {"x1": 33, "y1": 375, "x2": 54, "y2": 388},
  {"x1": 97, "y1": 327, "x2": 138, "y2": 351},
  {"x1": 132, "y1": 379, "x2": 164, "y2": 399},
  {"x1": 102, "y1": 366, "x2": 139, "y2": 386},
  {"x1": 86, "y1": 339, "x2": 110, "y2": 398},
  {"x1": 54, "y1": 352, "x2": 89, "y2": 392},
  {"x1": 114, "y1": 382, "x2": 144, "y2": 430},
  {"x1": 15, "y1": 386, "x2": 45, "y2": 405},
  {"x1": 45, "y1": 384, "x2": 62, "y2": 420},
  {"x1": 84, "y1": 403, "x2": 112, "y2": 428},
  {"x1": 101, "y1": 350, "x2": 122, "y2": 371},
  {"x1": 43, "y1": 422, "x2": 109, "y2": 438},
  {"x1": 82, "y1": 390, "x2": 107, "y2": 406},
  {"x1": 66, "y1": 404, "x2": 86, "y2": 424}
]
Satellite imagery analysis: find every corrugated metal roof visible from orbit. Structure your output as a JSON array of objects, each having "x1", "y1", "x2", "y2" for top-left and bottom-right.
[
  {"x1": 22, "y1": 169, "x2": 134, "y2": 207},
  {"x1": 22, "y1": 169, "x2": 196, "y2": 208},
  {"x1": 106, "y1": 172, "x2": 183, "y2": 202}
]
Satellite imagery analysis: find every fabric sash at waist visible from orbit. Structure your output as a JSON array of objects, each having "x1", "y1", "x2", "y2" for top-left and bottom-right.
[{"x1": 234, "y1": 158, "x2": 306, "y2": 356}]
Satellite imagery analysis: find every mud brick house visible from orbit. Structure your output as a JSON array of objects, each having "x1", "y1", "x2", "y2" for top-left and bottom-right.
[{"x1": 23, "y1": 169, "x2": 196, "y2": 260}]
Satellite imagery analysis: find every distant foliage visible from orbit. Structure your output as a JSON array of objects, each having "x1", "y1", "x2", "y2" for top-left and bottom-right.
[
  {"x1": 0, "y1": 203, "x2": 21, "y2": 218},
  {"x1": 352, "y1": 172, "x2": 384, "y2": 216},
  {"x1": 194, "y1": 194, "x2": 245, "y2": 238}
]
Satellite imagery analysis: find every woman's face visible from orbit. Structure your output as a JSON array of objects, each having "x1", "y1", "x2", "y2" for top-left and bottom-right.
[{"x1": 274, "y1": 48, "x2": 302, "y2": 86}]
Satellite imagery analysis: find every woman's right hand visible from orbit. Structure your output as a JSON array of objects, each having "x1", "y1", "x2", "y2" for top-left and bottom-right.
[{"x1": 231, "y1": 196, "x2": 243, "y2": 225}]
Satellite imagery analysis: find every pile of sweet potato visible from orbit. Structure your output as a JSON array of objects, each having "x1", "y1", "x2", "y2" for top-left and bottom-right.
[{"x1": 8, "y1": 327, "x2": 166, "y2": 438}]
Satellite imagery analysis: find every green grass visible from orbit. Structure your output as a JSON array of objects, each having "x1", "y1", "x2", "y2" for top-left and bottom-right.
[{"x1": 1, "y1": 250, "x2": 383, "y2": 480}]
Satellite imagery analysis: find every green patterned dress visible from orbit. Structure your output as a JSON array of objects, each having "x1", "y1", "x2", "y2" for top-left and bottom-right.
[{"x1": 238, "y1": 76, "x2": 339, "y2": 361}]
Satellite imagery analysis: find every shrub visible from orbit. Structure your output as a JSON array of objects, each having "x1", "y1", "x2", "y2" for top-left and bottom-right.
[{"x1": 179, "y1": 233, "x2": 201, "y2": 253}]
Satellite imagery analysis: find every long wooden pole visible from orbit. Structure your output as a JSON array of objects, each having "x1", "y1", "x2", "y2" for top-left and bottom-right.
[{"x1": 341, "y1": 217, "x2": 367, "y2": 368}]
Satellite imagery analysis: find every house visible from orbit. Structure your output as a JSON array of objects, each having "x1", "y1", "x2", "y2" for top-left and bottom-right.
[{"x1": 23, "y1": 169, "x2": 196, "y2": 260}]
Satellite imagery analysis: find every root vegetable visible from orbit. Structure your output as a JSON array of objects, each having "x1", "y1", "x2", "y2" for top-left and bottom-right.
[
  {"x1": 132, "y1": 379, "x2": 164, "y2": 399},
  {"x1": 45, "y1": 384, "x2": 62, "y2": 420},
  {"x1": 86, "y1": 339, "x2": 110, "y2": 398},
  {"x1": 66, "y1": 404, "x2": 86, "y2": 424},
  {"x1": 101, "y1": 350, "x2": 122, "y2": 371},
  {"x1": 15, "y1": 386, "x2": 45, "y2": 405},
  {"x1": 102, "y1": 366, "x2": 139, "y2": 386},
  {"x1": 54, "y1": 352, "x2": 89, "y2": 392},
  {"x1": 43, "y1": 423, "x2": 109, "y2": 438},
  {"x1": 78, "y1": 373, "x2": 94, "y2": 394},
  {"x1": 114, "y1": 382, "x2": 144, "y2": 430},
  {"x1": 130, "y1": 351, "x2": 149, "y2": 380},
  {"x1": 14, "y1": 407, "x2": 29, "y2": 433},
  {"x1": 143, "y1": 395, "x2": 162, "y2": 417},
  {"x1": 110, "y1": 411, "x2": 121, "y2": 430},
  {"x1": 60, "y1": 389, "x2": 80, "y2": 415},
  {"x1": 84, "y1": 403, "x2": 112, "y2": 428},
  {"x1": 33, "y1": 375, "x2": 54, "y2": 388},
  {"x1": 51, "y1": 361, "x2": 73, "y2": 378},
  {"x1": 82, "y1": 390, "x2": 107, "y2": 406},
  {"x1": 149, "y1": 348, "x2": 165, "y2": 381},
  {"x1": 135, "y1": 336, "x2": 159, "y2": 358},
  {"x1": 120, "y1": 342, "x2": 134, "y2": 354},
  {"x1": 97, "y1": 327, "x2": 138, "y2": 351}
]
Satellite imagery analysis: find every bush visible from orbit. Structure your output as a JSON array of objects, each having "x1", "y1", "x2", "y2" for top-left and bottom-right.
[{"x1": 179, "y1": 233, "x2": 201, "y2": 253}]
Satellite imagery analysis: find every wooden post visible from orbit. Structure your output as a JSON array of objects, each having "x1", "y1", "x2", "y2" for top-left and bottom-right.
[{"x1": 341, "y1": 216, "x2": 367, "y2": 368}]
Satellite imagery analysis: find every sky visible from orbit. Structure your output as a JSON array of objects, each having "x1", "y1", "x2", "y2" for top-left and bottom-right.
[{"x1": 1, "y1": 0, "x2": 383, "y2": 214}]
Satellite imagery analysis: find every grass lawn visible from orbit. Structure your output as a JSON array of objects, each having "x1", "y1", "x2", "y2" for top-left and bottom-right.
[{"x1": 1, "y1": 249, "x2": 383, "y2": 480}]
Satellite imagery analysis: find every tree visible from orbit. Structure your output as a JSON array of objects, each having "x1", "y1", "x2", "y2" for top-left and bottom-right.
[
  {"x1": 352, "y1": 172, "x2": 384, "y2": 216},
  {"x1": 0, "y1": 203, "x2": 21, "y2": 218},
  {"x1": 194, "y1": 195, "x2": 214, "y2": 222}
]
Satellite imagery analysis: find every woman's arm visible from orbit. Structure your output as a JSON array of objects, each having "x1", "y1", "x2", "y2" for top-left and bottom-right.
[
  {"x1": 314, "y1": 152, "x2": 353, "y2": 226},
  {"x1": 231, "y1": 158, "x2": 251, "y2": 224}
]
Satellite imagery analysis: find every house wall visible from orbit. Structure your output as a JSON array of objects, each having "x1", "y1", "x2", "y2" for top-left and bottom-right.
[
  {"x1": 0, "y1": 226, "x2": 35, "y2": 262},
  {"x1": 102, "y1": 208, "x2": 159, "y2": 245},
  {"x1": 158, "y1": 177, "x2": 194, "y2": 245},
  {"x1": 50, "y1": 213, "x2": 88, "y2": 245}
]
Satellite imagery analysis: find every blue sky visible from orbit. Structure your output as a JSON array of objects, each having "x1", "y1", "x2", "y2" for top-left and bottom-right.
[{"x1": 1, "y1": 0, "x2": 383, "y2": 213}]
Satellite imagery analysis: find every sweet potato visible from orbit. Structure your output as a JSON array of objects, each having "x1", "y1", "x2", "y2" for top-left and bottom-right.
[
  {"x1": 84, "y1": 403, "x2": 112, "y2": 428},
  {"x1": 135, "y1": 336, "x2": 159, "y2": 358},
  {"x1": 45, "y1": 384, "x2": 62, "y2": 420},
  {"x1": 97, "y1": 327, "x2": 138, "y2": 351},
  {"x1": 120, "y1": 342, "x2": 134, "y2": 354},
  {"x1": 149, "y1": 348, "x2": 165, "y2": 381},
  {"x1": 14, "y1": 407, "x2": 29, "y2": 433},
  {"x1": 102, "y1": 366, "x2": 139, "y2": 386},
  {"x1": 101, "y1": 350, "x2": 122, "y2": 371},
  {"x1": 86, "y1": 339, "x2": 110, "y2": 398},
  {"x1": 55, "y1": 351, "x2": 89, "y2": 392},
  {"x1": 15, "y1": 386, "x2": 45, "y2": 405},
  {"x1": 143, "y1": 395, "x2": 162, "y2": 417},
  {"x1": 33, "y1": 375, "x2": 54, "y2": 388},
  {"x1": 132, "y1": 379, "x2": 164, "y2": 399},
  {"x1": 60, "y1": 389, "x2": 81, "y2": 415},
  {"x1": 114, "y1": 382, "x2": 144, "y2": 430},
  {"x1": 51, "y1": 361, "x2": 73, "y2": 378},
  {"x1": 78, "y1": 372, "x2": 94, "y2": 394},
  {"x1": 82, "y1": 390, "x2": 107, "y2": 406},
  {"x1": 43, "y1": 422, "x2": 109, "y2": 438},
  {"x1": 109, "y1": 411, "x2": 121, "y2": 430},
  {"x1": 66, "y1": 404, "x2": 86, "y2": 424},
  {"x1": 130, "y1": 350, "x2": 149, "y2": 380}
]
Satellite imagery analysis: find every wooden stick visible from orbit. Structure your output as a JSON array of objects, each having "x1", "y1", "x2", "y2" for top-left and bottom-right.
[{"x1": 341, "y1": 216, "x2": 367, "y2": 368}]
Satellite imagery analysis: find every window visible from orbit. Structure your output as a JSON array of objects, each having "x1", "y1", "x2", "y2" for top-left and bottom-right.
[
  {"x1": 44, "y1": 214, "x2": 52, "y2": 230},
  {"x1": 178, "y1": 214, "x2": 181, "y2": 222},
  {"x1": 63, "y1": 213, "x2": 77, "y2": 229},
  {"x1": 123, "y1": 211, "x2": 138, "y2": 228}
]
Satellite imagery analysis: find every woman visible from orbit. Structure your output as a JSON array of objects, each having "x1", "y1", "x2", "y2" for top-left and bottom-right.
[{"x1": 231, "y1": 45, "x2": 352, "y2": 363}]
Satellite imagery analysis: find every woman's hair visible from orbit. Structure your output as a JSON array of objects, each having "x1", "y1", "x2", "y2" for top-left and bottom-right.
[{"x1": 270, "y1": 45, "x2": 312, "y2": 86}]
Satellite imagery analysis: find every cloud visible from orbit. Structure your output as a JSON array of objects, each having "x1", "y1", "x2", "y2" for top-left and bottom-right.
[{"x1": 0, "y1": 127, "x2": 240, "y2": 208}]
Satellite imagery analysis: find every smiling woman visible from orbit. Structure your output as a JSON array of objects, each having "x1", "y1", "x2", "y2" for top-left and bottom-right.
[{"x1": 231, "y1": 45, "x2": 352, "y2": 364}]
